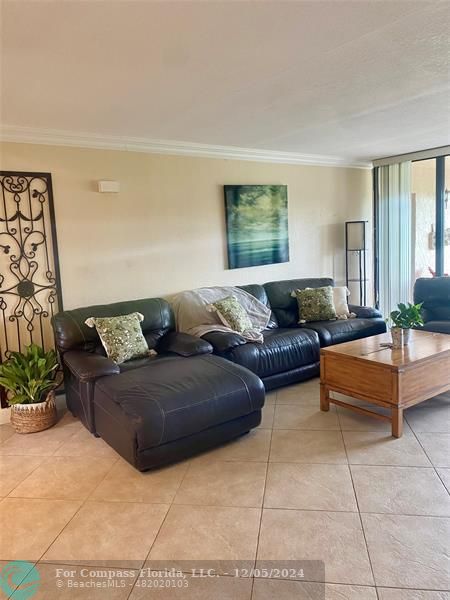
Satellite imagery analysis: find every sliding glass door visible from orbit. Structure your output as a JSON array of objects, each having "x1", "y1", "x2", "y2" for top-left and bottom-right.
[
  {"x1": 411, "y1": 159, "x2": 436, "y2": 279},
  {"x1": 411, "y1": 155, "x2": 449, "y2": 280},
  {"x1": 374, "y1": 152, "x2": 449, "y2": 315},
  {"x1": 444, "y1": 156, "x2": 449, "y2": 276}
]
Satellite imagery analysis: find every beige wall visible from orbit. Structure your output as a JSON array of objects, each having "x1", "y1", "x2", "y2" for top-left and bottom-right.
[{"x1": 1, "y1": 142, "x2": 372, "y2": 309}]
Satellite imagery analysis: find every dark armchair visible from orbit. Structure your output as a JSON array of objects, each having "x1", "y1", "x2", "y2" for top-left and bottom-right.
[{"x1": 414, "y1": 277, "x2": 450, "y2": 334}]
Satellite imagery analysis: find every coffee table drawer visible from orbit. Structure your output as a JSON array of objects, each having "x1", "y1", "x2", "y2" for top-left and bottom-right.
[
  {"x1": 401, "y1": 353, "x2": 450, "y2": 406},
  {"x1": 321, "y1": 354, "x2": 392, "y2": 402}
]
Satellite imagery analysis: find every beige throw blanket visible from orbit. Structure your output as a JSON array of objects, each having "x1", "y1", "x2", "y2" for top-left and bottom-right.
[{"x1": 170, "y1": 286, "x2": 271, "y2": 343}]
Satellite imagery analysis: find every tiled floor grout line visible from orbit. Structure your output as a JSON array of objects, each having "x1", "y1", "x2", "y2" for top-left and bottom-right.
[
  {"x1": 268, "y1": 459, "x2": 436, "y2": 467},
  {"x1": 3, "y1": 457, "x2": 441, "y2": 469},
  {"x1": 375, "y1": 584, "x2": 450, "y2": 592},
  {"x1": 83, "y1": 456, "x2": 122, "y2": 502},
  {"x1": 249, "y1": 393, "x2": 275, "y2": 600},
  {"x1": 125, "y1": 457, "x2": 194, "y2": 599},
  {"x1": 2, "y1": 456, "x2": 48, "y2": 498},
  {"x1": 4, "y1": 456, "x2": 118, "y2": 500},
  {"x1": 436, "y1": 470, "x2": 450, "y2": 496},
  {"x1": 336, "y1": 407, "x2": 380, "y2": 600},
  {"x1": 6, "y1": 491, "x2": 450, "y2": 519}
]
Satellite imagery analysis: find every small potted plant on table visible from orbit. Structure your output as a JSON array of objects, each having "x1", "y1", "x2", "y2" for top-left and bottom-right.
[
  {"x1": 0, "y1": 344, "x2": 59, "y2": 433},
  {"x1": 389, "y1": 302, "x2": 424, "y2": 348}
]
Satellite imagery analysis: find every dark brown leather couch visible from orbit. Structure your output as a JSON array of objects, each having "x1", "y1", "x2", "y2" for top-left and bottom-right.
[
  {"x1": 52, "y1": 297, "x2": 265, "y2": 470},
  {"x1": 52, "y1": 280, "x2": 384, "y2": 469},
  {"x1": 203, "y1": 278, "x2": 386, "y2": 389}
]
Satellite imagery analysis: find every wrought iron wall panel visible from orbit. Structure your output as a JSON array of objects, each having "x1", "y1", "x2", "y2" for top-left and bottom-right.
[{"x1": 0, "y1": 172, "x2": 62, "y2": 403}]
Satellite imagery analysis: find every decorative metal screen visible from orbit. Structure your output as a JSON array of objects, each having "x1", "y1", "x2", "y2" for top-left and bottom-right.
[{"x1": 0, "y1": 171, "x2": 62, "y2": 406}]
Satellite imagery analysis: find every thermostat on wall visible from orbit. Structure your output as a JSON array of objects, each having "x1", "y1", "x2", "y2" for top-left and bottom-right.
[{"x1": 97, "y1": 180, "x2": 120, "y2": 193}]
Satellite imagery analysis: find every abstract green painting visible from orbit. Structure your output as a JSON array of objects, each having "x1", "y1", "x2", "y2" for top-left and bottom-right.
[{"x1": 224, "y1": 184, "x2": 289, "y2": 269}]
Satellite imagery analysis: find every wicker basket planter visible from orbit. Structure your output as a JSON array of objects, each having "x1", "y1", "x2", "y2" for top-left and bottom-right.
[{"x1": 10, "y1": 391, "x2": 57, "y2": 434}]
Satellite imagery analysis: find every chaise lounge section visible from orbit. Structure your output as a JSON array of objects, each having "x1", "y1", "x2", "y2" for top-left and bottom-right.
[
  {"x1": 93, "y1": 354, "x2": 264, "y2": 470},
  {"x1": 52, "y1": 297, "x2": 265, "y2": 470}
]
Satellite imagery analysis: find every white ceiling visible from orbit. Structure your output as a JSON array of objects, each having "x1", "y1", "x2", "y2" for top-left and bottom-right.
[{"x1": 1, "y1": 0, "x2": 449, "y2": 165}]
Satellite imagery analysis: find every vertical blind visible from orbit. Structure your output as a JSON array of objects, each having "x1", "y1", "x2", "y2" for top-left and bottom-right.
[{"x1": 375, "y1": 161, "x2": 412, "y2": 318}]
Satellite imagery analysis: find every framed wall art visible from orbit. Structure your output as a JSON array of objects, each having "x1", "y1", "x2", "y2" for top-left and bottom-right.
[{"x1": 224, "y1": 184, "x2": 289, "y2": 269}]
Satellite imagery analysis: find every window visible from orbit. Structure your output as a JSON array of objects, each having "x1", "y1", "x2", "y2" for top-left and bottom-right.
[
  {"x1": 411, "y1": 159, "x2": 436, "y2": 279},
  {"x1": 444, "y1": 156, "x2": 449, "y2": 276},
  {"x1": 411, "y1": 155, "x2": 449, "y2": 280},
  {"x1": 374, "y1": 152, "x2": 449, "y2": 314}
]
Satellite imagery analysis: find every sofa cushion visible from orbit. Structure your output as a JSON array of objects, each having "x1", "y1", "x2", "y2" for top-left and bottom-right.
[
  {"x1": 421, "y1": 321, "x2": 450, "y2": 335},
  {"x1": 85, "y1": 312, "x2": 151, "y2": 364},
  {"x1": 302, "y1": 318, "x2": 387, "y2": 346},
  {"x1": 264, "y1": 278, "x2": 334, "y2": 327},
  {"x1": 333, "y1": 286, "x2": 352, "y2": 319},
  {"x1": 227, "y1": 328, "x2": 320, "y2": 378},
  {"x1": 94, "y1": 355, "x2": 265, "y2": 451},
  {"x1": 291, "y1": 286, "x2": 337, "y2": 323},
  {"x1": 210, "y1": 295, "x2": 253, "y2": 333}
]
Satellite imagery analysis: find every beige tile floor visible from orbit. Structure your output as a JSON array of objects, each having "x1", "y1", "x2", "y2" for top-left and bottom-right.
[{"x1": 0, "y1": 379, "x2": 449, "y2": 599}]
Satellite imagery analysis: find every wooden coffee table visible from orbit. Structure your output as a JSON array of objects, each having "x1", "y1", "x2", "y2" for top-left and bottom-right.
[{"x1": 320, "y1": 330, "x2": 450, "y2": 437}]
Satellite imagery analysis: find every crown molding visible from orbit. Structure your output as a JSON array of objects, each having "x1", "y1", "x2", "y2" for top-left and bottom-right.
[{"x1": 0, "y1": 125, "x2": 372, "y2": 169}]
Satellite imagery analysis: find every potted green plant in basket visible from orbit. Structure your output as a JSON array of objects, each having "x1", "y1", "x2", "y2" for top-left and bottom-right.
[
  {"x1": 0, "y1": 344, "x2": 59, "y2": 433},
  {"x1": 389, "y1": 302, "x2": 424, "y2": 349}
]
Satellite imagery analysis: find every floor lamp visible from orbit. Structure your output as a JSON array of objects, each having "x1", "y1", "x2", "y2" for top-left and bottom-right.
[{"x1": 345, "y1": 220, "x2": 368, "y2": 306}]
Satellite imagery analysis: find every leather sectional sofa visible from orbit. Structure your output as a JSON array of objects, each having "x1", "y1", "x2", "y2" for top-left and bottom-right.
[
  {"x1": 203, "y1": 278, "x2": 386, "y2": 389},
  {"x1": 52, "y1": 277, "x2": 385, "y2": 470},
  {"x1": 414, "y1": 277, "x2": 450, "y2": 334}
]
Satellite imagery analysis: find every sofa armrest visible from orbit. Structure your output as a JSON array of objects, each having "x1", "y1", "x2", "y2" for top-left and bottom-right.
[
  {"x1": 201, "y1": 331, "x2": 247, "y2": 354},
  {"x1": 158, "y1": 332, "x2": 213, "y2": 357},
  {"x1": 348, "y1": 304, "x2": 383, "y2": 319},
  {"x1": 63, "y1": 351, "x2": 120, "y2": 383}
]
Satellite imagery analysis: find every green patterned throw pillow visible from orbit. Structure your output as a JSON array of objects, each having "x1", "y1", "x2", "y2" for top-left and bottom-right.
[
  {"x1": 85, "y1": 312, "x2": 151, "y2": 364},
  {"x1": 210, "y1": 295, "x2": 253, "y2": 333},
  {"x1": 291, "y1": 286, "x2": 337, "y2": 323}
]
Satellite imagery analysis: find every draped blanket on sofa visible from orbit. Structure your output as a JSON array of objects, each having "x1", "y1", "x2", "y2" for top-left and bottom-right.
[{"x1": 170, "y1": 286, "x2": 271, "y2": 343}]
